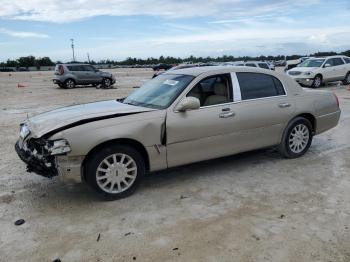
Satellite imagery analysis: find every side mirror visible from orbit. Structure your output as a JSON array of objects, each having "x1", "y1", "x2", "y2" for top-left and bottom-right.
[
  {"x1": 175, "y1": 97, "x2": 200, "y2": 112},
  {"x1": 324, "y1": 63, "x2": 331, "y2": 68}
]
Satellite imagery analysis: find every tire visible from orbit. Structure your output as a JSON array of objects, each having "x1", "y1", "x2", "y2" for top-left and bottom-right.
[
  {"x1": 102, "y1": 78, "x2": 112, "y2": 88},
  {"x1": 85, "y1": 144, "x2": 145, "y2": 200},
  {"x1": 312, "y1": 75, "x2": 322, "y2": 88},
  {"x1": 343, "y1": 72, "x2": 350, "y2": 85},
  {"x1": 64, "y1": 79, "x2": 75, "y2": 89},
  {"x1": 278, "y1": 117, "x2": 313, "y2": 158}
]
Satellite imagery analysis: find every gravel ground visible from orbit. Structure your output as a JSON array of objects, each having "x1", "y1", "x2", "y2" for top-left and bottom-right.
[{"x1": 0, "y1": 68, "x2": 349, "y2": 262}]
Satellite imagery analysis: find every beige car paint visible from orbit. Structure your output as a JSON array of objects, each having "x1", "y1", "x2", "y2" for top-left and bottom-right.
[{"x1": 17, "y1": 66, "x2": 341, "y2": 183}]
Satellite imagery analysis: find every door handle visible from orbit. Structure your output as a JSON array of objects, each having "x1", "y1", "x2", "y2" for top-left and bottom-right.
[
  {"x1": 219, "y1": 112, "x2": 235, "y2": 118},
  {"x1": 278, "y1": 102, "x2": 291, "y2": 108}
]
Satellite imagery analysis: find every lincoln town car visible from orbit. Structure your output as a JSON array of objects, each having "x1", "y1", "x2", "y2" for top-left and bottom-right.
[{"x1": 15, "y1": 66, "x2": 341, "y2": 200}]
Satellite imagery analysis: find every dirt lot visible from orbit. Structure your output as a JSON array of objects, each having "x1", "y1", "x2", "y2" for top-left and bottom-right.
[{"x1": 0, "y1": 68, "x2": 350, "y2": 262}]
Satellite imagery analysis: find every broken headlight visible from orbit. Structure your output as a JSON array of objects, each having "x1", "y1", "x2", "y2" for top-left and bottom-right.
[
  {"x1": 48, "y1": 139, "x2": 71, "y2": 155},
  {"x1": 19, "y1": 124, "x2": 30, "y2": 139}
]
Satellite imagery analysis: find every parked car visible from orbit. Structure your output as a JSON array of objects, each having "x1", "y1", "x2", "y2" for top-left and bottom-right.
[
  {"x1": 152, "y1": 64, "x2": 198, "y2": 78},
  {"x1": 15, "y1": 66, "x2": 340, "y2": 200},
  {"x1": 287, "y1": 55, "x2": 350, "y2": 88},
  {"x1": 267, "y1": 61, "x2": 275, "y2": 70},
  {"x1": 53, "y1": 64, "x2": 116, "y2": 88},
  {"x1": 244, "y1": 61, "x2": 272, "y2": 70},
  {"x1": 152, "y1": 63, "x2": 172, "y2": 71},
  {"x1": 284, "y1": 57, "x2": 314, "y2": 72}
]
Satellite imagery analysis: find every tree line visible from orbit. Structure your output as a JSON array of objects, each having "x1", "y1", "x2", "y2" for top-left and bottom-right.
[{"x1": 1, "y1": 50, "x2": 349, "y2": 68}]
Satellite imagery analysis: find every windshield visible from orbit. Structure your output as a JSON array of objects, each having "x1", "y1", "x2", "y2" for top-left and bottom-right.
[
  {"x1": 298, "y1": 59, "x2": 325, "y2": 68},
  {"x1": 124, "y1": 74, "x2": 194, "y2": 109}
]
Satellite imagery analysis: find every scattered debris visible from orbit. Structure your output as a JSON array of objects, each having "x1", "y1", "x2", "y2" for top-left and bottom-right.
[
  {"x1": 132, "y1": 256, "x2": 136, "y2": 260},
  {"x1": 180, "y1": 195, "x2": 188, "y2": 200},
  {"x1": 14, "y1": 219, "x2": 25, "y2": 226},
  {"x1": 124, "y1": 232, "x2": 133, "y2": 236},
  {"x1": 17, "y1": 83, "x2": 28, "y2": 88},
  {"x1": 133, "y1": 86, "x2": 140, "y2": 88},
  {"x1": 52, "y1": 258, "x2": 61, "y2": 262},
  {"x1": 97, "y1": 233, "x2": 101, "y2": 242},
  {"x1": 279, "y1": 214, "x2": 285, "y2": 219},
  {"x1": 172, "y1": 248, "x2": 179, "y2": 251},
  {"x1": 252, "y1": 235, "x2": 260, "y2": 241}
]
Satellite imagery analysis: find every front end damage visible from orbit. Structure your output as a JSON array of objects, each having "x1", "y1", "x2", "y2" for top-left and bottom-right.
[{"x1": 15, "y1": 138, "x2": 58, "y2": 178}]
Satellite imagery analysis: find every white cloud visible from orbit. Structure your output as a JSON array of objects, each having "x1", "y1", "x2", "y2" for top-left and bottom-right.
[
  {"x1": 0, "y1": 0, "x2": 319, "y2": 23},
  {"x1": 0, "y1": 28, "x2": 49, "y2": 38}
]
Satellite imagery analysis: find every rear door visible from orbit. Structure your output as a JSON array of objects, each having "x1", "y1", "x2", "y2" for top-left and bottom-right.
[
  {"x1": 230, "y1": 72, "x2": 295, "y2": 150},
  {"x1": 67, "y1": 65, "x2": 86, "y2": 84}
]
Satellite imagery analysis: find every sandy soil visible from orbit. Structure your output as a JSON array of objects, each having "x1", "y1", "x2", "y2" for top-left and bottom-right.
[{"x1": 0, "y1": 69, "x2": 350, "y2": 262}]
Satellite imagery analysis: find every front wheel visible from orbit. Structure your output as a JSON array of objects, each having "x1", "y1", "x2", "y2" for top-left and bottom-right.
[
  {"x1": 85, "y1": 144, "x2": 145, "y2": 200},
  {"x1": 279, "y1": 117, "x2": 313, "y2": 158},
  {"x1": 312, "y1": 75, "x2": 322, "y2": 88},
  {"x1": 102, "y1": 78, "x2": 112, "y2": 88}
]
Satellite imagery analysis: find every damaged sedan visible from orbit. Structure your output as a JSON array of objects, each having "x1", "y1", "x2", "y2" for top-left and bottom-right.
[{"x1": 15, "y1": 66, "x2": 341, "y2": 200}]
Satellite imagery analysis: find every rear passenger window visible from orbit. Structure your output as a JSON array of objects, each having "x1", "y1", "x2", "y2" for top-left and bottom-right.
[
  {"x1": 245, "y1": 63, "x2": 256, "y2": 67},
  {"x1": 236, "y1": 72, "x2": 285, "y2": 100},
  {"x1": 344, "y1": 57, "x2": 350, "y2": 64}
]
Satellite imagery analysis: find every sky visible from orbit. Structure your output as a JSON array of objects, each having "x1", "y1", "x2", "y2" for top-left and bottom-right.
[{"x1": 0, "y1": 0, "x2": 349, "y2": 62}]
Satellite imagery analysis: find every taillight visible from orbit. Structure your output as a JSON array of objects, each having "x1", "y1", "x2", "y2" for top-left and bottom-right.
[
  {"x1": 333, "y1": 93, "x2": 339, "y2": 108},
  {"x1": 58, "y1": 65, "x2": 64, "y2": 75}
]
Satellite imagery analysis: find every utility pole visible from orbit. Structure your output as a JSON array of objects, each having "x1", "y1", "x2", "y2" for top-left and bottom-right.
[
  {"x1": 70, "y1": 39, "x2": 75, "y2": 62},
  {"x1": 87, "y1": 53, "x2": 90, "y2": 63}
]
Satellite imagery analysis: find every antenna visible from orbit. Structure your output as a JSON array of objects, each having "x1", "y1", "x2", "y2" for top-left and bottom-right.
[{"x1": 70, "y1": 38, "x2": 75, "y2": 62}]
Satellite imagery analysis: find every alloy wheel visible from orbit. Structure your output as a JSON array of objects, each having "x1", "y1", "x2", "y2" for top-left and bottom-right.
[
  {"x1": 288, "y1": 124, "x2": 310, "y2": 153},
  {"x1": 96, "y1": 153, "x2": 137, "y2": 194}
]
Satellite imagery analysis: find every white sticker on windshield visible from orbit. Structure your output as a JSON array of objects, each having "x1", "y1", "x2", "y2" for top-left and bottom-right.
[{"x1": 164, "y1": 79, "x2": 179, "y2": 86}]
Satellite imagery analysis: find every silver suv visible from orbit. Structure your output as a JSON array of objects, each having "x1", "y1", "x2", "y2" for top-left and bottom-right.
[{"x1": 53, "y1": 64, "x2": 116, "y2": 88}]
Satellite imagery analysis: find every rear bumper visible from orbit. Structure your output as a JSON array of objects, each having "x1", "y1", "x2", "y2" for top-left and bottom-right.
[{"x1": 52, "y1": 78, "x2": 63, "y2": 84}]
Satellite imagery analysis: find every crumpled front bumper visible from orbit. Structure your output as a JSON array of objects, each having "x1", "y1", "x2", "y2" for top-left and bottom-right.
[{"x1": 15, "y1": 141, "x2": 58, "y2": 178}]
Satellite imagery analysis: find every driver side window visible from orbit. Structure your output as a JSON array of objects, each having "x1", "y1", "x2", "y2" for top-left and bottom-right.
[{"x1": 187, "y1": 74, "x2": 233, "y2": 107}]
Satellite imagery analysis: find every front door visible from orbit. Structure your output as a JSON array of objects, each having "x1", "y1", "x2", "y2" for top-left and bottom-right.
[{"x1": 166, "y1": 73, "x2": 239, "y2": 167}]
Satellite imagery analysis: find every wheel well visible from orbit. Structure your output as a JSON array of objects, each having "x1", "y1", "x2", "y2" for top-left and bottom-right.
[
  {"x1": 65, "y1": 78, "x2": 76, "y2": 83},
  {"x1": 81, "y1": 138, "x2": 150, "y2": 179},
  {"x1": 296, "y1": 113, "x2": 316, "y2": 133},
  {"x1": 315, "y1": 73, "x2": 323, "y2": 80}
]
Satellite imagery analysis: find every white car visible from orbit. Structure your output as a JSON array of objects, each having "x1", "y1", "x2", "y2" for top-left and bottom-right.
[
  {"x1": 287, "y1": 56, "x2": 350, "y2": 88},
  {"x1": 244, "y1": 61, "x2": 271, "y2": 70}
]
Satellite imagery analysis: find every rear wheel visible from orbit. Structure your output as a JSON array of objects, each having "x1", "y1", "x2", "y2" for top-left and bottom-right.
[
  {"x1": 343, "y1": 72, "x2": 350, "y2": 85},
  {"x1": 85, "y1": 144, "x2": 145, "y2": 200},
  {"x1": 279, "y1": 117, "x2": 313, "y2": 158},
  {"x1": 312, "y1": 75, "x2": 322, "y2": 88},
  {"x1": 64, "y1": 79, "x2": 75, "y2": 89}
]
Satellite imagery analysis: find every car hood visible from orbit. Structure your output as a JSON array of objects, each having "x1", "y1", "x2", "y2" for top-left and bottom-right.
[
  {"x1": 289, "y1": 67, "x2": 318, "y2": 72},
  {"x1": 25, "y1": 100, "x2": 154, "y2": 138}
]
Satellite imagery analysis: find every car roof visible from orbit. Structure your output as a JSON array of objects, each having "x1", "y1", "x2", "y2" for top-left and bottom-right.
[
  {"x1": 163, "y1": 65, "x2": 272, "y2": 76},
  {"x1": 61, "y1": 63, "x2": 91, "y2": 66},
  {"x1": 308, "y1": 55, "x2": 347, "y2": 60}
]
